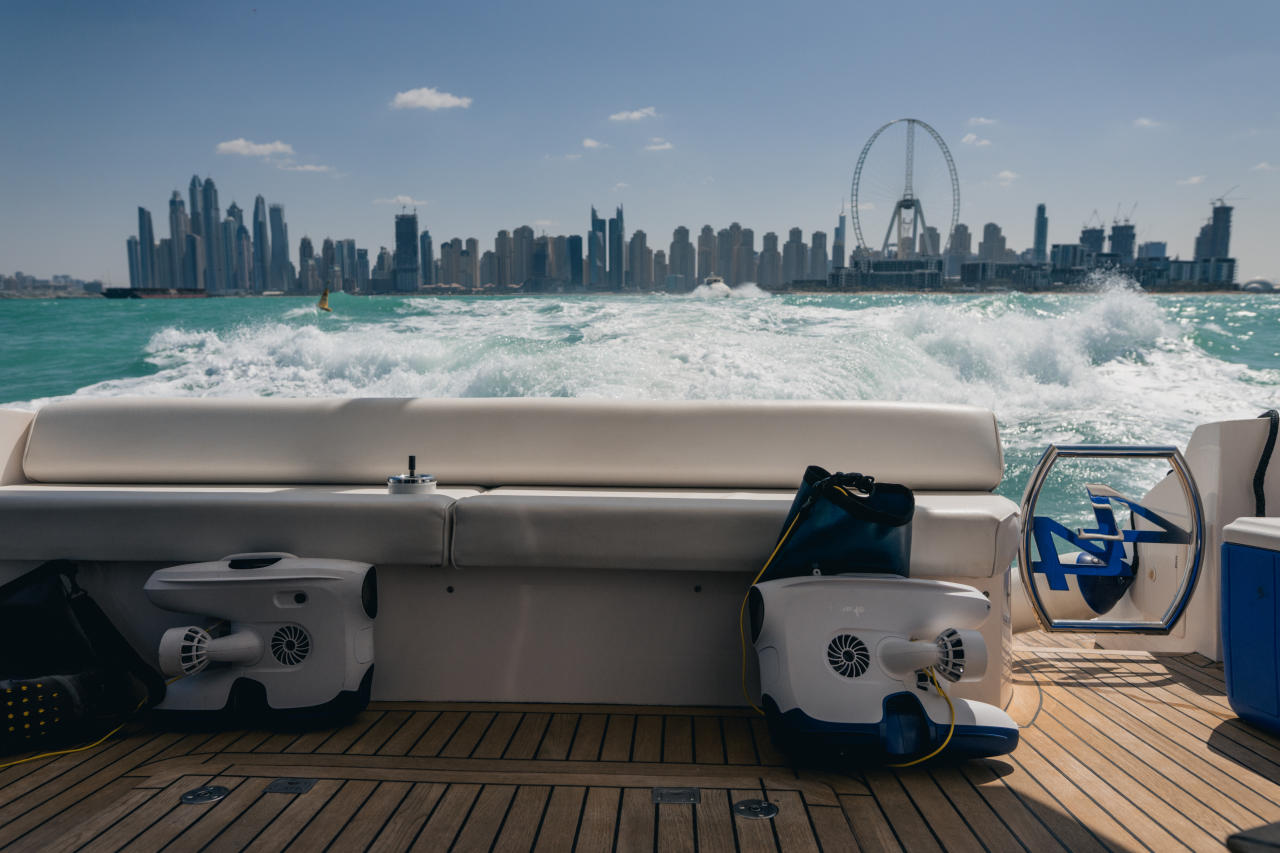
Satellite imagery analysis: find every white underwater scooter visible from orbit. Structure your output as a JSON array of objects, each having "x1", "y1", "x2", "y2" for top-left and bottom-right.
[{"x1": 750, "y1": 574, "x2": 1018, "y2": 763}]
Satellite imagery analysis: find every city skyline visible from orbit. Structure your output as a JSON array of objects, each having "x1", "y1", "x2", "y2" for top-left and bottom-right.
[{"x1": 3, "y1": 0, "x2": 1279, "y2": 282}]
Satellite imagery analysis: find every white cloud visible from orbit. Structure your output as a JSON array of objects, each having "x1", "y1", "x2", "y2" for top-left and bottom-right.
[
  {"x1": 582, "y1": 138, "x2": 607, "y2": 149},
  {"x1": 1177, "y1": 175, "x2": 1206, "y2": 185},
  {"x1": 374, "y1": 195, "x2": 428, "y2": 206},
  {"x1": 390, "y1": 86, "x2": 472, "y2": 110},
  {"x1": 216, "y1": 138, "x2": 295, "y2": 157},
  {"x1": 613, "y1": 182, "x2": 629, "y2": 191},
  {"x1": 277, "y1": 162, "x2": 332, "y2": 173},
  {"x1": 609, "y1": 106, "x2": 657, "y2": 121},
  {"x1": 968, "y1": 117, "x2": 997, "y2": 126},
  {"x1": 1133, "y1": 117, "x2": 1161, "y2": 128},
  {"x1": 961, "y1": 133, "x2": 991, "y2": 147},
  {"x1": 996, "y1": 170, "x2": 1019, "y2": 186},
  {"x1": 1252, "y1": 161, "x2": 1277, "y2": 171},
  {"x1": 533, "y1": 219, "x2": 555, "y2": 227},
  {"x1": 644, "y1": 137, "x2": 673, "y2": 151}
]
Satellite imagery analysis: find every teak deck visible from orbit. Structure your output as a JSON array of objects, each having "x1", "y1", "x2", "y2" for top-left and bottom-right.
[{"x1": 1, "y1": 635, "x2": 1276, "y2": 852}]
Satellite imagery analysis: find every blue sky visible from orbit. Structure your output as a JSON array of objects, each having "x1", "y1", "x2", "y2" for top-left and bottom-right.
[{"x1": 2, "y1": 0, "x2": 1278, "y2": 282}]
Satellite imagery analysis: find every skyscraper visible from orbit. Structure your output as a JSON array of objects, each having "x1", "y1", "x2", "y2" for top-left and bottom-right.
[
  {"x1": 126, "y1": 236, "x2": 141, "y2": 288},
  {"x1": 394, "y1": 213, "x2": 420, "y2": 292},
  {"x1": 1080, "y1": 227, "x2": 1105, "y2": 256},
  {"x1": 736, "y1": 227, "x2": 755, "y2": 283},
  {"x1": 252, "y1": 196, "x2": 269, "y2": 292},
  {"x1": 653, "y1": 250, "x2": 667, "y2": 289},
  {"x1": 269, "y1": 204, "x2": 292, "y2": 290},
  {"x1": 1108, "y1": 222, "x2": 1135, "y2": 263},
  {"x1": 809, "y1": 231, "x2": 828, "y2": 280},
  {"x1": 465, "y1": 237, "x2": 480, "y2": 287},
  {"x1": 188, "y1": 175, "x2": 203, "y2": 237},
  {"x1": 183, "y1": 233, "x2": 204, "y2": 290},
  {"x1": 567, "y1": 234, "x2": 584, "y2": 287},
  {"x1": 420, "y1": 230, "x2": 435, "y2": 286},
  {"x1": 168, "y1": 192, "x2": 189, "y2": 289},
  {"x1": 717, "y1": 227, "x2": 734, "y2": 284},
  {"x1": 1033, "y1": 204, "x2": 1048, "y2": 265},
  {"x1": 782, "y1": 228, "x2": 807, "y2": 283},
  {"x1": 978, "y1": 223, "x2": 1006, "y2": 261},
  {"x1": 137, "y1": 207, "x2": 155, "y2": 288},
  {"x1": 669, "y1": 226, "x2": 695, "y2": 291},
  {"x1": 757, "y1": 232, "x2": 781, "y2": 288},
  {"x1": 608, "y1": 206, "x2": 624, "y2": 289},
  {"x1": 628, "y1": 230, "x2": 649, "y2": 289},
  {"x1": 697, "y1": 226, "x2": 715, "y2": 283},
  {"x1": 919, "y1": 226, "x2": 940, "y2": 257},
  {"x1": 588, "y1": 207, "x2": 606, "y2": 288},
  {"x1": 1210, "y1": 203, "x2": 1232, "y2": 258},
  {"x1": 495, "y1": 230, "x2": 513, "y2": 286},
  {"x1": 513, "y1": 225, "x2": 534, "y2": 285},
  {"x1": 200, "y1": 178, "x2": 223, "y2": 292},
  {"x1": 832, "y1": 208, "x2": 847, "y2": 270},
  {"x1": 357, "y1": 249, "x2": 370, "y2": 291}
]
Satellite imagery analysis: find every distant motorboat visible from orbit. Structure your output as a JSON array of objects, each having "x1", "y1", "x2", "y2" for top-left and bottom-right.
[{"x1": 702, "y1": 276, "x2": 731, "y2": 297}]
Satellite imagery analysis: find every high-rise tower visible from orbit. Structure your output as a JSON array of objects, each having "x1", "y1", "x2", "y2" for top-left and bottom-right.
[
  {"x1": 252, "y1": 196, "x2": 270, "y2": 292},
  {"x1": 1033, "y1": 204, "x2": 1048, "y2": 265},
  {"x1": 394, "y1": 213, "x2": 420, "y2": 292},
  {"x1": 420, "y1": 230, "x2": 435, "y2": 286},
  {"x1": 588, "y1": 207, "x2": 606, "y2": 288},
  {"x1": 137, "y1": 207, "x2": 156, "y2": 288},
  {"x1": 608, "y1": 206, "x2": 625, "y2": 288},
  {"x1": 269, "y1": 204, "x2": 292, "y2": 290},
  {"x1": 200, "y1": 179, "x2": 223, "y2": 292}
]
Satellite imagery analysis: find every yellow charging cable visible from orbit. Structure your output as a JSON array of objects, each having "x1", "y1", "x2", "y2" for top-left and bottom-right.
[
  {"x1": 0, "y1": 695, "x2": 147, "y2": 771},
  {"x1": 739, "y1": 510, "x2": 805, "y2": 715},
  {"x1": 888, "y1": 667, "x2": 956, "y2": 767}
]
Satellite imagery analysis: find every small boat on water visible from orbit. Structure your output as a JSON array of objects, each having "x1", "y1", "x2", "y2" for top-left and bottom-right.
[{"x1": 703, "y1": 275, "x2": 731, "y2": 296}]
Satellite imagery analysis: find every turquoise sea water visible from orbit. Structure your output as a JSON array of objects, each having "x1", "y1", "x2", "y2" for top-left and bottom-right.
[{"x1": 2, "y1": 281, "x2": 1278, "y2": 520}]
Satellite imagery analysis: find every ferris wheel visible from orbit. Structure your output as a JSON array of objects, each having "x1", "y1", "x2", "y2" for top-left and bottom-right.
[{"x1": 850, "y1": 118, "x2": 960, "y2": 257}]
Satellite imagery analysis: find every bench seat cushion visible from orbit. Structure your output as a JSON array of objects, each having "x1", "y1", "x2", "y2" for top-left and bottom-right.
[
  {"x1": 0, "y1": 485, "x2": 480, "y2": 566},
  {"x1": 451, "y1": 488, "x2": 1020, "y2": 578}
]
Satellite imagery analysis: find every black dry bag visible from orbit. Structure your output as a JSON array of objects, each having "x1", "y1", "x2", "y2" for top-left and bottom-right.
[{"x1": 758, "y1": 466, "x2": 914, "y2": 582}]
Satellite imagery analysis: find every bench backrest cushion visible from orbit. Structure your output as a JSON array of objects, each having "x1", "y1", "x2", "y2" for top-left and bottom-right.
[{"x1": 21, "y1": 398, "x2": 1004, "y2": 490}]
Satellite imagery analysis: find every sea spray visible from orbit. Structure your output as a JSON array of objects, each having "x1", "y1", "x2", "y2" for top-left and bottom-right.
[{"x1": 2, "y1": 286, "x2": 1277, "y2": 513}]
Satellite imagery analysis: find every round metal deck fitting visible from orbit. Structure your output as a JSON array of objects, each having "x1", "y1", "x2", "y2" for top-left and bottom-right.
[
  {"x1": 732, "y1": 799, "x2": 778, "y2": 820},
  {"x1": 180, "y1": 785, "x2": 229, "y2": 805}
]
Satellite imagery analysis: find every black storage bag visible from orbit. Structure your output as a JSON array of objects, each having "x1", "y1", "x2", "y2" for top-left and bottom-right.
[
  {"x1": 758, "y1": 466, "x2": 914, "y2": 582},
  {"x1": 0, "y1": 560, "x2": 164, "y2": 755}
]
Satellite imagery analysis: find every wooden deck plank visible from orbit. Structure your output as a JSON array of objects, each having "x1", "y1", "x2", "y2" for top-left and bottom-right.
[
  {"x1": 450, "y1": 783, "x2": 517, "y2": 853},
  {"x1": 365, "y1": 781, "x2": 447, "y2": 853},
  {"x1": 376, "y1": 709, "x2": 438, "y2": 757},
  {"x1": 282, "y1": 779, "x2": 377, "y2": 851},
  {"x1": 5, "y1": 775, "x2": 152, "y2": 852},
  {"x1": 491, "y1": 785, "x2": 551, "y2": 853},
  {"x1": 892, "y1": 771, "x2": 985, "y2": 853},
  {"x1": 532, "y1": 785, "x2": 586, "y2": 852},
  {"x1": 472, "y1": 711, "x2": 523, "y2": 760},
  {"x1": 348, "y1": 709, "x2": 412, "y2": 755},
  {"x1": 631, "y1": 715, "x2": 663, "y2": 763},
  {"x1": 328, "y1": 780, "x2": 412, "y2": 851},
  {"x1": 569, "y1": 713, "x2": 608, "y2": 762},
  {"x1": 656, "y1": 801, "x2": 695, "y2": 852},
  {"x1": 504, "y1": 712, "x2": 551, "y2": 760},
  {"x1": 750, "y1": 717, "x2": 787, "y2": 766},
  {"x1": 930, "y1": 764, "x2": 1050, "y2": 853},
  {"x1": 1036, "y1": 691, "x2": 1244, "y2": 843},
  {"x1": 574, "y1": 786, "x2": 621, "y2": 853},
  {"x1": 615, "y1": 787, "x2": 655, "y2": 853},
  {"x1": 722, "y1": 717, "x2": 758, "y2": 765},
  {"x1": 695, "y1": 787, "x2": 737, "y2": 853},
  {"x1": 663, "y1": 715, "x2": 693, "y2": 763},
  {"x1": 762, "y1": 788, "x2": 820, "y2": 853},
  {"x1": 600, "y1": 714, "x2": 635, "y2": 763},
  {"x1": 863, "y1": 770, "x2": 943, "y2": 853},
  {"x1": 730, "y1": 787, "x2": 779, "y2": 853},
  {"x1": 314, "y1": 710, "x2": 384, "y2": 755},
  {"x1": 408, "y1": 710, "x2": 466, "y2": 757},
  {"x1": 202, "y1": 789, "x2": 295, "y2": 853},
  {"x1": 79, "y1": 773, "x2": 217, "y2": 853},
  {"x1": 241, "y1": 779, "x2": 343, "y2": 853},
  {"x1": 407, "y1": 782, "x2": 481, "y2": 851},
  {"x1": 536, "y1": 712, "x2": 580, "y2": 761},
  {"x1": 807, "y1": 802, "x2": 862, "y2": 853},
  {"x1": 694, "y1": 715, "x2": 726, "y2": 765},
  {"x1": 441, "y1": 710, "x2": 496, "y2": 758},
  {"x1": 118, "y1": 775, "x2": 249, "y2": 853},
  {"x1": 159, "y1": 776, "x2": 272, "y2": 851},
  {"x1": 253, "y1": 732, "x2": 301, "y2": 753}
]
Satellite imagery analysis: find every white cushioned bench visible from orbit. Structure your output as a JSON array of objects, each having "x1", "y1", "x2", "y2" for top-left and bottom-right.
[{"x1": 0, "y1": 397, "x2": 1020, "y2": 707}]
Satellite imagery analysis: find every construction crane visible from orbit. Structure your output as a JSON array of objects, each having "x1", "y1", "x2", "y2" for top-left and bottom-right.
[
  {"x1": 1211, "y1": 186, "x2": 1240, "y2": 207},
  {"x1": 1113, "y1": 203, "x2": 1138, "y2": 226}
]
